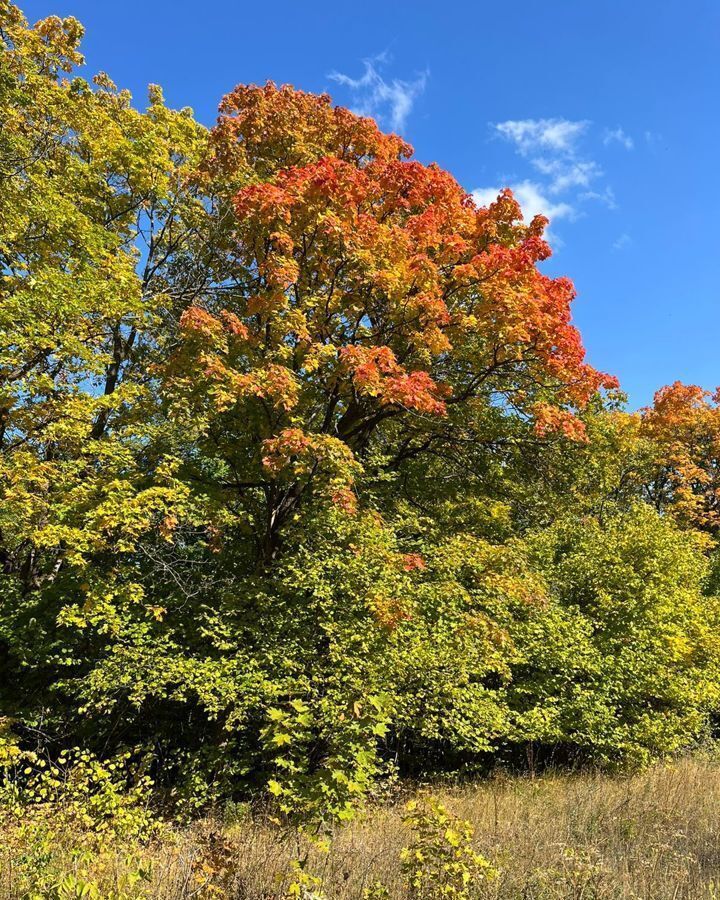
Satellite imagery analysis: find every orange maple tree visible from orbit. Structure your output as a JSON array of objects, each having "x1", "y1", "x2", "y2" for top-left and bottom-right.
[
  {"x1": 167, "y1": 83, "x2": 616, "y2": 560},
  {"x1": 641, "y1": 381, "x2": 720, "y2": 531}
]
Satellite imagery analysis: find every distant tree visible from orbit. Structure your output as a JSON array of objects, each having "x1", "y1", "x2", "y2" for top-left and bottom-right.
[{"x1": 640, "y1": 381, "x2": 720, "y2": 532}]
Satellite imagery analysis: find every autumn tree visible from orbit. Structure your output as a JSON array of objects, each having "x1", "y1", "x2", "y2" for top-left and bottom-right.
[
  {"x1": 639, "y1": 381, "x2": 720, "y2": 532},
  {"x1": 166, "y1": 82, "x2": 617, "y2": 563}
]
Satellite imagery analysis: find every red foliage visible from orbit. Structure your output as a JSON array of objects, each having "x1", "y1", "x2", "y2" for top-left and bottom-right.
[{"x1": 167, "y1": 84, "x2": 618, "y2": 544}]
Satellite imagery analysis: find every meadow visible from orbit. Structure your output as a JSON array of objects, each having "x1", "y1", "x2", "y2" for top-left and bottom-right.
[{"x1": 6, "y1": 755, "x2": 720, "y2": 898}]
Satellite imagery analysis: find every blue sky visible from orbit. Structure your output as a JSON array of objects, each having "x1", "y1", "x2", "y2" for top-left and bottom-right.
[{"x1": 22, "y1": 0, "x2": 720, "y2": 408}]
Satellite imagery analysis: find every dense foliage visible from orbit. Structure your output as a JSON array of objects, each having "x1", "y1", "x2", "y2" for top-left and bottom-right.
[{"x1": 3, "y1": 2, "x2": 720, "y2": 833}]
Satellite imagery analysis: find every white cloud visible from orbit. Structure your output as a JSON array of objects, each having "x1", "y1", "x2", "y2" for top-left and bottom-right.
[
  {"x1": 581, "y1": 186, "x2": 617, "y2": 209},
  {"x1": 490, "y1": 117, "x2": 602, "y2": 204},
  {"x1": 533, "y1": 157, "x2": 602, "y2": 193},
  {"x1": 480, "y1": 115, "x2": 631, "y2": 241},
  {"x1": 612, "y1": 233, "x2": 632, "y2": 251},
  {"x1": 472, "y1": 180, "x2": 574, "y2": 224},
  {"x1": 603, "y1": 127, "x2": 634, "y2": 150},
  {"x1": 494, "y1": 118, "x2": 589, "y2": 156},
  {"x1": 329, "y1": 55, "x2": 427, "y2": 132}
]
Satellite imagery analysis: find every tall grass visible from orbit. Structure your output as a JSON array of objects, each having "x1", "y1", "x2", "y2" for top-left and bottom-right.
[{"x1": 5, "y1": 754, "x2": 720, "y2": 897}]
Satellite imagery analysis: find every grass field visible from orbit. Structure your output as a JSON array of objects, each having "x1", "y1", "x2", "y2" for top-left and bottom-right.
[{"x1": 6, "y1": 754, "x2": 720, "y2": 898}]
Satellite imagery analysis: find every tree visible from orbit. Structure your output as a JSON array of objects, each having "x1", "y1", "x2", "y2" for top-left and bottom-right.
[
  {"x1": 640, "y1": 381, "x2": 720, "y2": 533},
  {"x1": 164, "y1": 82, "x2": 618, "y2": 565},
  {"x1": 0, "y1": 3, "x2": 223, "y2": 756},
  {"x1": 516, "y1": 505, "x2": 720, "y2": 765},
  {"x1": 0, "y1": 3, "x2": 212, "y2": 595}
]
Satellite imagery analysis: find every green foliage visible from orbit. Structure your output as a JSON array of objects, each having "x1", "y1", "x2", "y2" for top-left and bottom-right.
[
  {"x1": 400, "y1": 796, "x2": 497, "y2": 898},
  {"x1": 515, "y1": 505, "x2": 720, "y2": 764},
  {"x1": 264, "y1": 694, "x2": 390, "y2": 828},
  {"x1": 0, "y1": 745, "x2": 158, "y2": 896},
  {"x1": 1, "y1": 746, "x2": 158, "y2": 841}
]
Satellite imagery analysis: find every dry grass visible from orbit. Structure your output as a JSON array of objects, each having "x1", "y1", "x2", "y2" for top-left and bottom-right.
[{"x1": 7, "y1": 754, "x2": 720, "y2": 897}]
